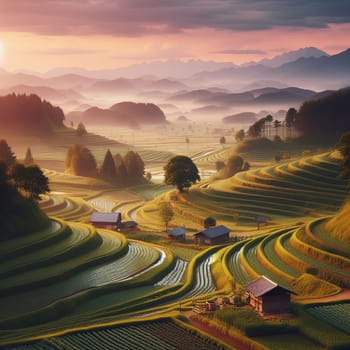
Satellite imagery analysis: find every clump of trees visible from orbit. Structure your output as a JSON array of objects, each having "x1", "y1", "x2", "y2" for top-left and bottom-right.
[
  {"x1": 65, "y1": 145, "x2": 146, "y2": 184},
  {"x1": 164, "y1": 155, "x2": 200, "y2": 192},
  {"x1": 247, "y1": 115, "x2": 273, "y2": 138},
  {"x1": 65, "y1": 144, "x2": 98, "y2": 178}
]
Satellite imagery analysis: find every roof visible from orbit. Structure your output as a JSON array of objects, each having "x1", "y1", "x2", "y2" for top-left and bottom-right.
[
  {"x1": 245, "y1": 276, "x2": 280, "y2": 297},
  {"x1": 195, "y1": 225, "x2": 230, "y2": 239},
  {"x1": 122, "y1": 221, "x2": 137, "y2": 228},
  {"x1": 91, "y1": 212, "x2": 121, "y2": 223},
  {"x1": 167, "y1": 228, "x2": 186, "y2": 236}
]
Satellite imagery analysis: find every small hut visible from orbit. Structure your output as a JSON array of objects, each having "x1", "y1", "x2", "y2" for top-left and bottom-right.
[
  {"x1": 245, "y1": 276, "x2": 293, "y2": 315},
  {"x1": 194, "y1": 225, "x2": 230, "y2": 245},
  {"x1": 91, "y1": 212, "x2": 121, "y2": 230},
  {"x1": 167, "y1": 228, "x2": 186, "y2": 241}
]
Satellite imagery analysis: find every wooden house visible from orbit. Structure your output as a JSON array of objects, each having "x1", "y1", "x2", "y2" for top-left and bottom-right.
[
  {"x1": 91, "y1": 212, "x2": 121, "y2": 230},
  {"x1": 245, "y1": 276, "x2": 292, "y2": 315},
  {"x1": 194, "y1": 225, "x2": 230, "y2": 245},
  {"x1": 167, "y1": 228, "x2": 186, "y2": 241}
]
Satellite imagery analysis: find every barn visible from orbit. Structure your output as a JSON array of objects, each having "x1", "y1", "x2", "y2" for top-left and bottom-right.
[
  {"x1": 90, "y1": 212, "x2": 121, "y2": 230},
  {"x1": 194, "y1": 225, "x2": 230, "y2": 245},
  {"x1": 245, "y1": 276, "x2": 293, "y2": 315},
  {"x1": 167, "y1": 228, "x2": 186, "y2": 241}
]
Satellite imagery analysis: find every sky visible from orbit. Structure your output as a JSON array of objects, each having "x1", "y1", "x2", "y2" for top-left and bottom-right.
[{"x1": 0, "y1": 0, "x2": 349, "y2": 72}]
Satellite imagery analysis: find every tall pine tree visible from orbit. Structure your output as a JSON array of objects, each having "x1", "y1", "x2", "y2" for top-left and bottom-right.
[
  {"x1": 24, "y1": 147, "x2": 34, "y2": 166},
  {"x1": 100, "y1": 149, "x2": 116, "y2": 179}
]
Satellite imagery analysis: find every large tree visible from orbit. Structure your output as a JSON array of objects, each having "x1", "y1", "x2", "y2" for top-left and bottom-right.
[
  {"x1": 10, "y1": 163, "x2": 49, "y2": 201},
  {"x1": 164, "y1": 155, "x2": 200, "y2": 192}
]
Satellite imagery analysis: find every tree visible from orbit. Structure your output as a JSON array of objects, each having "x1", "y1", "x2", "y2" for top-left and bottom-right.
[
  {"x1": 285, "y1": 107, "x2": 297, "y2": 128},
  {"x1": 65, "y1": 144, "x2": 98, "y2": 177},
  {"x1": 0, "y1": 139, "x2": 16, "y2": 166},
  {"x1": 77, "y1": 122, "x2": 87, "y2": 136},
  {"x1": 204, "y1": 217, "x2": 216, "y2": 229},
  {"x1": 220, "y1": 136, "x2": 226, "y2": 147},
  {"x1": 100, "y1": 149, "x2": 116, "y2": 179},
  {"x1": 235, "y1": 129, "x2": 245, "y2": 143},
  {"x1": 10, "y1": 163, "x2": 49, "y2": 201},
  {"x1": 114, "y1": 153, "x2": 127, "y2": 180},
  {"x1": 124, "y1": 151, "x2": 144, "y2": 178},
  {"x1": 247, "y1": 115, "x2": 273, "y2": 138},
  {"x1": 164, "y1": 155, "x2": 200, "y2": 192},
  {"x1": 24, "y1": 147, "x2": 34, "y2": 166},
  {"x1": 159, "y1": 201, "x2": 174, "y2": 230}
]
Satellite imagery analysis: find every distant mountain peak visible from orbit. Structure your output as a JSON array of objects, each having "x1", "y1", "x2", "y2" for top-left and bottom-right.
[{"x1": 250, "y1": 47, "x2": 329, "y2": 68}]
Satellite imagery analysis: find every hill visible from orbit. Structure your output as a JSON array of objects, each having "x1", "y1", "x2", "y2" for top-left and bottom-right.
[
  {"x1": 0, "y1": 94, "x2": 66, "y2": 135},
  {"x1": 68, "y1": 101, "x2": 167, "y2": 126},
  {"x1": 223, "y1": 112, "x2": 257, "y2": 124}
]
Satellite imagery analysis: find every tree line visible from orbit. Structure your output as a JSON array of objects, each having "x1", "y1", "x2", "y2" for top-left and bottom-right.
[
  {"x1": 245, "y1": 87, "x2": 350, "y2": 141},
  {"x1": 65, "y1": 145, "x2": 147, "y2": 184}
]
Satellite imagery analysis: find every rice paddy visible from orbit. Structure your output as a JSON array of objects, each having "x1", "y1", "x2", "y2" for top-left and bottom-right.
[{"x1": 2, "y1": 144, "x2": 350, "y2": 349}]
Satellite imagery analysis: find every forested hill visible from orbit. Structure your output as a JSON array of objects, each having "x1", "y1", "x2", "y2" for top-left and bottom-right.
[
  {"x1": 67, "y1": 101, "x2": 167, "y2": 127},
  {"x1": 295, "y1": 87, "x2": 350, "y2": 139},
  {"x1": 0, "y1": 94, "x2": 66, "y2": 135}
]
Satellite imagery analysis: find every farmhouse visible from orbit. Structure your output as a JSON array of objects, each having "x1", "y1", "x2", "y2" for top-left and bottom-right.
[
  {"x1": 90, "y1": 212, "x2": 121, "y2": 230},
  {"x1": 167, "y1": 228, "x2": 186, "y2": 241},
  {"x1": 194, "y1": 225, "x2": 230, "y2": 245},
  {"x1": 245, "y1": 276, "x2": 292, "y2": 315}
]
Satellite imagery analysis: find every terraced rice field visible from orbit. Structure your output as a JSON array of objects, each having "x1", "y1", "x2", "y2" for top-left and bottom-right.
[
  {"x1": 224, "y1": 217, "x2": 349, "y2": 295},
  {"x1": 307, "y1": 303, "x2": 350, "y2": 333},
  {"x1": 155, "y1": 259, "x2": 187, "y2": 286},
  {"x1": 171, "y1": 152, "x2": 348, "y2": 226},
  {"x1": 0, "y1": 218, "x2": 169, "y2": 321}
]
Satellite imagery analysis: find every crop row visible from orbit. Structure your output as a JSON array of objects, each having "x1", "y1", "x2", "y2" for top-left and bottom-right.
[
  {"x1": 2, "y1": 319, "x2": 225, "y2": 350},
  {"x1": 307, "y1": 303, "x2": 350, "y2": 333}
]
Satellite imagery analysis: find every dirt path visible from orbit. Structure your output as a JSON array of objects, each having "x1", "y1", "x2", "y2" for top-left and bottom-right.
[{"x1": 183, "y1": 312, "x2": 251, "y2": 350}]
